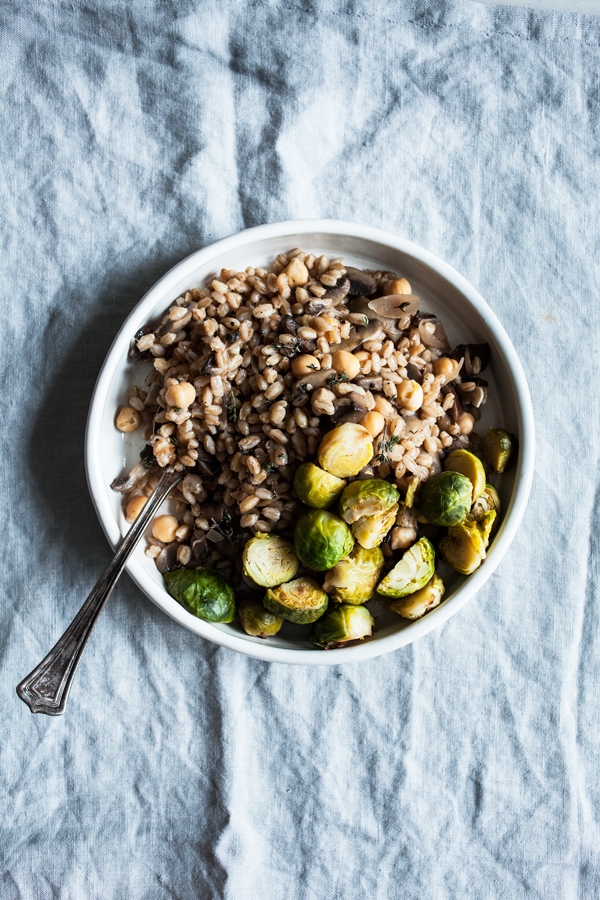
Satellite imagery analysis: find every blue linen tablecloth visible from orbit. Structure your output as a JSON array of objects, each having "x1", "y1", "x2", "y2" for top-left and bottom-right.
[{"x1": 2, "y1": 1, "x2": 600, "y2": 897}]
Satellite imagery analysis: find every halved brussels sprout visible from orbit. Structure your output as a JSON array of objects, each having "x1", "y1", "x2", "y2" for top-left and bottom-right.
[
  {"x1": 309, "y1": 604, "x2": 374, "y2": 649},
  {"x1": 469, "y1": 483, "x2": 501, "y2": 527},
  {"x1": 481, "y1": 427, "x2": 516, "y2": 473},
  {"x1": 439, "y1": 520, "x2": 488, "y2": 574},
  {"x1": 444, "y1": 449, "x2": 486, "y2": 501},
  {"x1": 164, "y1": 567, "x2": 236, "y2": 622},
  {"x1": 386, "y1": 574, "x2": 445, "y2": 620},
  {"x1": 323, "y1": 545, "x2": 384, "y2": 604},
  {"x1": 318, "y1": 423, "x2": 374, "y2": 478},
  {"x1": 294, "y1": 509, "x2": 354, "y2": 571},
  {"x1": 293, "y1": 462, "x2": 346, "y2": 509},
  {"x1": 264, "y1": 577, "x2": 329, "y2": 624},
  {"x1": 377, "y1": 536, "x2": 435, "y2": 598},
  {"x1": 239, "y1": 597, "x2": 284, "y2": 638},
  {"x1": 475, "y1": 510, "x2": 496, "y2": 549},
  {"x1": 419, "y1": 471, "x2": 472, "y2": 526},
  {"x1": 352, "y1": 503, "x2": 399, "y2": 549},
  {"x1": 404, "y1": 475, "x2": 420, "y2": 509},
  {"x1": 339, "y1": 478, "x2": 400, "y2": 524},
  {"x1": 242, "y1": 533, "x2": 299, "y2": 587}
]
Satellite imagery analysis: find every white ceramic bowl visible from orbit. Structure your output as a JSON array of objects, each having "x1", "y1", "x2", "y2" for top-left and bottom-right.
[{"x1": 85, "y1": 220, "x2": 534, "y2": 665}]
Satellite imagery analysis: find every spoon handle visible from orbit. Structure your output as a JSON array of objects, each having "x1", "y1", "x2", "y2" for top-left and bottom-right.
[{"x1": 17, "y1": 468, "x2": 184, "y2": 716}]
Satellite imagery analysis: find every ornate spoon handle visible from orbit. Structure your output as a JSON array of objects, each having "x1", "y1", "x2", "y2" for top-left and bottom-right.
[{"x1": 17, "y1": 468, "x2": 184, "y2": 716}]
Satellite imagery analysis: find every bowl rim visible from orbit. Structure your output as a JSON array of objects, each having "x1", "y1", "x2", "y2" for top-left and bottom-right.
[{"x1": 85, "y1": 219, "x2": 535, "y2": 665}]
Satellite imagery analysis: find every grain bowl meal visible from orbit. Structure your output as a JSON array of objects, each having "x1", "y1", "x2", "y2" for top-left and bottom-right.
[{"x1": 111, "y1": 249, "x2": 515, "y2": 649}]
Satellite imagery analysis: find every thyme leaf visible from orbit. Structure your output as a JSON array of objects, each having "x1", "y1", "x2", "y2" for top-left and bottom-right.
[{"x1": 375, "y1": 435, "x2": 401, "y2": 464}]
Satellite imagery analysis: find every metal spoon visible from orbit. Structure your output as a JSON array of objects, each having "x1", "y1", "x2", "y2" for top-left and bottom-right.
[{"x1": 17, "y1": 467, "x2": 185, "y2": 716}]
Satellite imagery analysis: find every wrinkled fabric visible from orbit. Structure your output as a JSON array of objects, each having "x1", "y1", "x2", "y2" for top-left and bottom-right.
[{"x1": 2, "y1": 1, "x2": 600, "y2": 897}]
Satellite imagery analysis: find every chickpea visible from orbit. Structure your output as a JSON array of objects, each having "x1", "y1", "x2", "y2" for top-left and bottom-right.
[
  {"x1": 152, "y1": 515, "x2": 179, "y2": 543},
  {"x1": 457, "y1": 412, "x2": 475, "y2": 435},
  {"x1": 284, "y1": 258, "x2": 309, "y2": 287},
  {"x1": 360, "y1": 410, "x2": 385, "y2": 437},
  {"x1": 116, "y1": 406, "x2": 141, "y2": 433},
  {"x1": 396, "y1": 379, "x2": 424, "y2": 412},
  {"x1": 391, "y1": 526, "x2": 417, "y2": 550},
  {"x1": 125, "y1": 495, "x2": 148, "y2": 523},
  {"x1": 165, "y1": 381, "x2": 196, "y2": 409},
  {"x1": 373, "y1": 396, "x2": 395, "y2": 418},
  {"x1": 331, "y1": 349, "x2": 361, "y2": 381},
  {"x1": 432, "y1": 357, "x2": 459, "y2": 382},
  {"x1": 291, "y1": 354, "x2": 320, "y2": 377},
  {"x1": 385, "y1": 277, "x2": 411, "y2": 295}
]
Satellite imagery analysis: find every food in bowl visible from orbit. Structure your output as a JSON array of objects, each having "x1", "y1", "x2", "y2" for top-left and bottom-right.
[{"x1": 111, "y1": 248, "x2": 515, "y2": 648}]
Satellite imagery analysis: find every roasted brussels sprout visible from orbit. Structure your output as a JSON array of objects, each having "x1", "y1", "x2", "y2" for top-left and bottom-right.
[
  {"x1": 293, "y1": 462, "x2": 346, "y2": 508},
  {"x1": 481, "y1": 427, "x2": 516, "y2": 473},
  {"x1": 469, "y1": 484, "x2": 501, "y2": 529},
  {"x1": 352, "y1": 503, "x2": 399, "y2": 549},
  {"x1": 242, "y1": 533, "x2": 299, "y2": 587},
  {"x1": 377, "y1": 537, "x2": 435, "y2": 598},
  {"x1": 294, "y1": 509, "x2": 354, "y2": 571},
  {"x1": 339, "y1": 478, "x2": 400, "y2": 524},
  {"x1": 164, "y1": 567, "x2": 236, "y2": 622},
  {"x1": 318, "y1": 423, "x2": 374, "y2": 478},
  {"x1": 444, "y1": 449, "x2": 486, "y2": 501},
  {"x1": 439, "y1": 519, "x2": 489, "y2": 574},
  {"x1": 385, "y1": 574, "x2": 445, "y2": 620},
  {"x1": 419, "y1": 471, "x2": 472, "y2": 527},
  {"x1": 264, "y1": 576, "x2": 329, "y2": 624},
  {"x1": 475, "y1": 510, "x2": 496, "y2": 549},
  {"x1": 404, "y1": 475, "x2": 420, "y2": 509},
  {"x1": 238, "y1": 597, "x2": 284, "y2": 638},
  {"x1": 309, "y1": 604, "x2": 374, "y2": 649},
  {"x1": 323, "y1": 545, "x2": 384, "y2": 604}
]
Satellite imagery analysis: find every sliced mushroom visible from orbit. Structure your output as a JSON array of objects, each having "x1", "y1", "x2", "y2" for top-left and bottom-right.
[
  {"x1": 382, "y1": 319, "x2": 407, "y2": 342},
  {"x1": 451, "y1": 343, "x2": 491, "y2": 375},
  {"x1": 110, "y1": 460, "x2": 148, "y2": 493},
  {"x1": 225, "y1": 330, "x2": 240, "y2": 346},
  {"x1": 291, "y1": 368, "x2": 336, "y2": 405},
  {"x1": 457, "y1": 377, "x2": 488, "y2": 408},
  {"x1": 355, "y1": 375, "x2": 383, "y2": 392},
  {"x1": 406, "y1": 363, "x2": 423, "y2": 385},
  {"x1": 202, "y1": 501, "x2": 225, "y2": 524},
  {"x1": 330, "y1": 391, "x2": 371, "y2": 424},
  {"x1": 140, "y1": 444, "x2": 156, "y2": 467},
  {"x1": 156, "y1": 542, "x2": 180, "y2": 574},
  {"x1": 131, "y1": 326, "x2": 152, "y2": 361},
  {"x1": 144, "y1": 382, "x2": 160, "y2": 408},
  {"x1": 346, "y1": 297, "x2": 410, "y2": 344},
  {"x1": 190, "y1": 530, "x2": 209, "y2": 565},
  {"x1": 345, "y1": 267, "x2": 377, "y2": 297},
  {"x1": 279, "y1": 314, "x2": 317, "y2": 353},
  {"x1": 441, "y1": 383, "x2": 464, "y2": 423},
  {"x1": 280, "y1": 314, "x2": 299, "y2": 336},
  {"x1": 444, "y1": 437, "x2": 470, "y2": 455},
  {"x1": 196, "y1": 454, "x2": 220, "y2": 477},
  {"x1": 336, "y1": 321, "x2": 384, "y2": 353},
  {"x1": 368, "y1": 294, "x2": 422, "y2": 318},
  {"x1": 201, "y1": 350, "x2": 219, "y2": 375},
  {"x1": 322, "y1": 277, "x2": 350, "y2": 306},
  {"x1": 304, "y1": 299, "x2": 328, "y2": 315},
  {"x1": 418, "y1": 317, "x2": 450, "y2": 351}
]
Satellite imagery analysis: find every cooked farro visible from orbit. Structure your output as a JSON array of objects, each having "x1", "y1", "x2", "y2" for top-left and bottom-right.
[{"x1": 113, "y1": 250, "x2": 488, "y2": 590}]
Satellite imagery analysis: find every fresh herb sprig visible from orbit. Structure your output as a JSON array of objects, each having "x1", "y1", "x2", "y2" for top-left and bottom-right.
[
  {"x1": 375, "y1": 435, "x2": 400, "y2": 464},
  {"x1": 227, "y1": 389, "x2": 238, "y2": 422},
  {"x1": 326, "y1": 371, "x2": 349, "y2": 387}
]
